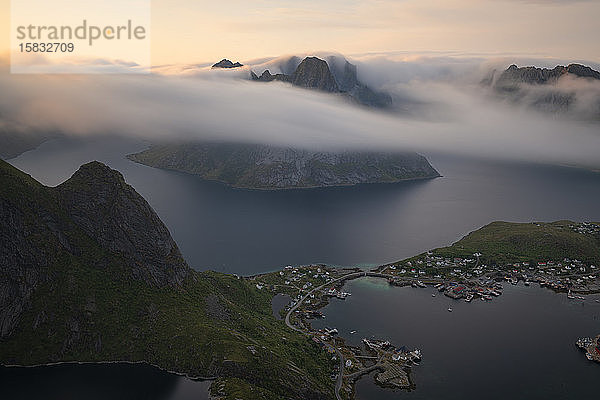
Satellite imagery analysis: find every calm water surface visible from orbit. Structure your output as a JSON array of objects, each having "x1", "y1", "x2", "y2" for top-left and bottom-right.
[
  {"x1": 312, "y1": 278, "x2": 600, "y2": 400},
  {"x1": 0, "y1": 363, "x2": 211, "y2": 400},
  {"x1": 5, "y1": 136, "x2": 600, "y2": 399},
  {"x1": 8, "y1": 136, "x2": 600, "y2": 274}
]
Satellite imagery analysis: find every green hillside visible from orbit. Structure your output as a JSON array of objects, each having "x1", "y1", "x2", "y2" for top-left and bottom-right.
[
  {"x1": 430, "y1": 221, "x2": 600, "y2": 265},
  {"x1": 0, "y1": 160, "x2": 334, "y2": 400}
]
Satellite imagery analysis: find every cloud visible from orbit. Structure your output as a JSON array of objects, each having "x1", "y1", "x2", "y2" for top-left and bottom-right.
[{"x1": 1, "y1": 53, "x2": 599, "y2": 169}]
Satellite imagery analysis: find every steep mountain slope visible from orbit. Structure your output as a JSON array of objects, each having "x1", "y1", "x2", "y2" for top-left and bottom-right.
[
  {"x1": 0, "y1": 160, "x2": 334, "y2": 399},
  {"x1": 127, "y1": 142, "x2": 440, "y2": 190}
]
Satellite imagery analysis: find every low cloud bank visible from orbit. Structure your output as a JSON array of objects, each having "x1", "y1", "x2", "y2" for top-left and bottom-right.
[{"x1": 1, "y1": 53, "x2": 600, "y2": 168}]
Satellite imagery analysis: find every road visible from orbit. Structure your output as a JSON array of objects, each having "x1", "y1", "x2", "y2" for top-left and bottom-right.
[
  {"x1": 283, "y1": 270, "x2": 394, "y2": 400},
  {"x1": 284, "y1": 271, "x2": 367, "y2": 400}
]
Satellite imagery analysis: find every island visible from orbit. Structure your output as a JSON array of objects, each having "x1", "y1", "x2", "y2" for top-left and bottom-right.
[{"x1": 126, "y1": 141, "x2": 440, "y2": 190}]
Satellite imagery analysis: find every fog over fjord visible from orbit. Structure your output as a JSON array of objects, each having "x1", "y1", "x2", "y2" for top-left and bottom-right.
[{"x1": 2, "y1": 53, "x2": 599, "y2": 168}]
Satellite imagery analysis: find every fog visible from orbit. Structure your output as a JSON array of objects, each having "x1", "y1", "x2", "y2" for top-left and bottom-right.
[{"x1": 1, "y1": 53, "x2": 600, "y2": 168}]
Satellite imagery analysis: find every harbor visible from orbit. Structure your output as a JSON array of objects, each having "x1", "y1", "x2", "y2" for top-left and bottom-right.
[
  {"x1": 310, "y1": 276, "x2": 600, "y2": 400},
  {"x1": 257, "y1": 235, "x2": 600, "y2": 399}
]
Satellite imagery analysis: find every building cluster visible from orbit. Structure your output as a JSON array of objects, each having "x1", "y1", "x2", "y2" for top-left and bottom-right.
[{"x1": 569, "y1": 222, "x2": 600, "y2": 235}]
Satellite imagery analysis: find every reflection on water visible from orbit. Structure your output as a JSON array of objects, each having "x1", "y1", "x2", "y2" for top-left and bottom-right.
[
  {"x1": 0, "y1": 363, "x2": 211, "y2": 400},
  {"x1": 9, "y1": 136, "x2": 600, "y2": 275}
]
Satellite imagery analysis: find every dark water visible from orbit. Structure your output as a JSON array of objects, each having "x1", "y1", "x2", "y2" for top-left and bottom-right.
[
  {"x1": 5, "y1": 136, "x2": 600, "y2": 398},
  {"x1": 271, "y1": 293, "x2": 292, "y2": 320},
  {"x1": 312, "y1": 278, "x2": 600, "y2": 400},
  {"x1": 8, "y1": 136, "x2": 600, "y2": 274},
  {"x1": 0, "y1": 363, "x2": 211, "y2": 400}
]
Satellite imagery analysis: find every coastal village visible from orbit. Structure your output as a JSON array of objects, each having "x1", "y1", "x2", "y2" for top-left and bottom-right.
[{"x1": 251, "y1": 222, "x2": 600, "y2": 399}]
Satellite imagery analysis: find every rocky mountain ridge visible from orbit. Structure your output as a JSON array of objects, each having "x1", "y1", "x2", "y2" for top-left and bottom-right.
[
  {"x1": 0, "y1": 159, "x2": 334, "y2": 399},
  {"x1": 0, "y1": 160, "x2": 189, "y2": 338},
  {"x1": 249, "y1": 55, "x2": 393, "y2": 108},
  {"x1": 493, "y1": 63, "x2": 600, "y2": 89},
  {"x1": 486, "y1": 63, "x2": 600, "y2": 117}
]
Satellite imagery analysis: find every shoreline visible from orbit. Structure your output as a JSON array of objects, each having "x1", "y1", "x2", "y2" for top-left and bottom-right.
[
  {"x1": 3, "y1": 264, "x2": 598, "y2": 400},
  {"x1": 0, "y1": 359, "x2": 218, "y2": 382},
  {"x1": 126, "y1": 154, "x2": 442, "y2": 192},
  {"x1": 269, "y1": 256, "x2": 600, "y2": 399}
]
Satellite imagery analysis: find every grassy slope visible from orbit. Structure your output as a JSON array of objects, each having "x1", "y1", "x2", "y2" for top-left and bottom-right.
[
  {"x1": 0, "y1": 160, "x2": 334, "y2": 399},
  {"x1": 424, "y1": 221, "x2": 600, "y2": 265}
]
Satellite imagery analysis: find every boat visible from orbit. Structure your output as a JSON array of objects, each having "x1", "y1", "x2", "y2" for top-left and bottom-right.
[
  {"x1": 447, "y1": 306, "x2": 453, "y2": 312},
  {"x1": 432, "y1": 294, "x2": 436, "y2": 297},
  {"x1": 465, "y1": 294, "x2": 474, "y2": 302},
  {"x1": 568, "y1": 290, "x2": 575, "y2": 299},
  {"x1": 524, "y1": 281, "x2": 530, "y2": 286},
  {"x1": 409, "y1": 349, "x2": 422, "y2": 363},
  {"x1": 350, "y1": 330, "x2": 356, "y2": 334}
]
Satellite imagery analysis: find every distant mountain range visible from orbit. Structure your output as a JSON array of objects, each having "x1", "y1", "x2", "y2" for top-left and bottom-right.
[
  {"x1": 493, "y1": 64, "x2": 600, "y2": 88},
  {"x1": 127, "y1": 142, "x2": 440, "y2": 190},
  {"x1": 484, "y1": 63, "x2": 600, "y2": 117},
  {"x1": 0, "y1": 159, "x2": 334, "y2": 399}
]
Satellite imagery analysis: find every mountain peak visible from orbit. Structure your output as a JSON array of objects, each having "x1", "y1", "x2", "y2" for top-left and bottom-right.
[
  {"x1": 291, "y1": 56, "x2": 339, "y2": 92},
  {"x1": 496, "y1": 63, "x2": 600, "y2": 86},
  {"x1": 249, "y1": 54, "x2": 392, "y2": 107},
  {"x1": 56, "y1": 162, "x2": 189, "y2": 287},
  {"x1": 212, "y1": 59, "x2": 243, "y2": 69},
  {"x1": 565, "y1": 63, "x2": 600, "y2": 80},
  {"x1": 68, "y1": 161, "x2": 126, "y2": 185}
]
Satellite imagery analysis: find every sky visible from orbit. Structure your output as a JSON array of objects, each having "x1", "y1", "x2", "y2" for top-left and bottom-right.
[{"x1": 1, "y1": 0, "x2": 599, "y2": 65}]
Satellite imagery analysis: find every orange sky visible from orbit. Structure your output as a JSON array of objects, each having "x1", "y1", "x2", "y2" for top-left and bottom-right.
[{"x1": 2, "y1": 0, "x2": 599, "y2": 66}]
